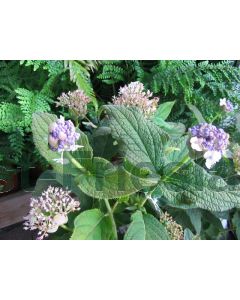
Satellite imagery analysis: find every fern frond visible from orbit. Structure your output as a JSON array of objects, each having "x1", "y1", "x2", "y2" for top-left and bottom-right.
[{"x1": 0, "y1": 102, "x2": 24, "y2": 132}]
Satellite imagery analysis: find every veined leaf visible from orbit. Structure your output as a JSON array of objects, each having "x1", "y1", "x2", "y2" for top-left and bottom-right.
[
  {"x1": 124, "y1": 211, "x2": 170, "y2": 240},
  {"x1": 154, "y1": 162, "x2": 240, "y2": 212},
  {"x1": 103, "y1": 105, "x2": 169, "y2": 172},
  {"x1": 71, "y1": 209, "x2": 113, "y2": 240}
]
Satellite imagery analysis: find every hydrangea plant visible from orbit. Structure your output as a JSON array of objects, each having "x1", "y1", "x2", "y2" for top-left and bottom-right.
[{"x1": 25, "y1": 83, "x2": 240, "y2": 240}]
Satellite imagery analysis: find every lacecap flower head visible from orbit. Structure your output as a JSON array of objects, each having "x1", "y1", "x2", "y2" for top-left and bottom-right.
[
  {"x1": 220, "y1": 98, "x2": 234, "y2": 112},
  {"x1": 23, "y1": 186, "x2": 80, "y2": 240},
  {"x1": 189, "y1": 123, "x2": 230, "y2": 169},
  {"x1": 112, "y1": 81, "x2": 159, "y2": 117},
  {"x1": 48, "y1": 116, "x2": 80, "y2": 152}
]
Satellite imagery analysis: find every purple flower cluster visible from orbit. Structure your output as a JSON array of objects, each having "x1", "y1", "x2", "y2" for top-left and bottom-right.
[
  {"x1": 189, "y1": 123, "x2": 229, "y2": 169},
  {"x1": 48, "y1": 116, "x2": 80, "y2": 152},
  {"x1": 220, "y1": 98, "x2": 234, "y2": 112}
]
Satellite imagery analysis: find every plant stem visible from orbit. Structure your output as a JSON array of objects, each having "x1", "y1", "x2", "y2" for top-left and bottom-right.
[
  {"x1": 65, "y1": 151, "x2": 87, "y2": 173},
  {"x1": 104, "y1": 198, "x2": 118, "y2": 240},
  {"x1": 84, "y1": 116, "x2": 98, "y2": 128},
  {"x1": 162, "y1": 155, "x2": 191, "y2": 182},
  {"x1": 60, "y1": 224, "x2": 73, "y2": 232}
]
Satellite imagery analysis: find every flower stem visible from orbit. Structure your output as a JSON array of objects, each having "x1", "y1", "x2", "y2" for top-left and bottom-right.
[
  {"x1": 104, "y1": 198, "x2": 118, "y2": 240},
  {"x1": 60, "y1": 224, "x2": 73, "y2": 232},
  {"x1": 65, "y1": 152, "x2": 87, "y2": 173}
]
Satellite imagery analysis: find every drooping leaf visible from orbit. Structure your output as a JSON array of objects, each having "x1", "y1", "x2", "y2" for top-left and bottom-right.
[
  {"x1": 153, "y1": 101, "x2": 175, "y2": 121},
  {"x1": 187, "y1": 103, "x2": 206, "y2": 123},
  {"x1": 103, "y1": 105, "x2": 169, "y2": 172},
  {"x1": 186, "y1": 209, "x2": 202, "y2": 234},
  {"x1": 124, "y1": 211, "x2": 170, "y2": 240},
  {"x1": 75, "y1": 157, "x2": 158, "y2": 200},
  {"x1": 71, "y1": 209, "x2": 113, "y2": 240},
  {"x1": 152, "y1": 116, "x2": 186, "y2": 138}
]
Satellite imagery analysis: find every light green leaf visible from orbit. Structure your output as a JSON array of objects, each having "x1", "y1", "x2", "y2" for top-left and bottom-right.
[
  {"x1": 103, "y1": 105, "x2": 169, "y2": 172},
  {"x1": 154, "y1": 162, "x2": 240, "y2": 212},
  {"x1": 124, "y1": 211, "x2": 170, "y2": 240},
  {"x1": 71, "y1": 209, "x2": 113, "y2": 240},
  {"x1": 124, "y1": 211, "x2": 145, "y2": 240},
  {"x1": 154, "y1": 101, "x2": 175, "y2": 121}
]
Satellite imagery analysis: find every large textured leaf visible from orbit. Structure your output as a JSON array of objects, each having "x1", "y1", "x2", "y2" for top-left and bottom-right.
[
  {"x1": 103, "y1": 105, "x2": 169, "y2": 172},
  {"x1": 32, "y1": 112, "x2": 92, "y2": 175},
  {"x1": 154, "y1": 162, "x2": 240, "y2": 212},
  {"x1": 71, "y1": 209, "x2": 113, "y2": 240},
  {"x1": 124, "y1": 211, "x2": 170, "y2": 240},
  {"x1": 75, "y1": 157, "x2": 158, "y2": 200}
]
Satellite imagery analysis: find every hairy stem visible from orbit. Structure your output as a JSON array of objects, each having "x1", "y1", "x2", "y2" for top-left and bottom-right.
[
  {"x1": 104, "y1": 198, "x2": 118, "y2": 240},
  {"x1": 65, "y1": 151, "x2": 87, "y2": 173}
]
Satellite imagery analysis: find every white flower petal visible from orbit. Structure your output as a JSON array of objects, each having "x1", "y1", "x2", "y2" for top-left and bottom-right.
[
  {"x1": 53, "y1": 214, "x2": 68, "y2": 226},
  {"x1": 190, "y1": 137, "x2": 203, "y2": 152},
  {"x1": 204, "y1": 151, "x2": 222, "y2": 169}
]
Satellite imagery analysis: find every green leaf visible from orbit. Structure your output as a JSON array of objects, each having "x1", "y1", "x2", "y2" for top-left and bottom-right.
[
  {"x1": 103, "y1": 105, "x2": 169, "y2": 172},
  {"x1": 75, "y1": 157, "x2": 158, "y2": 200},
  {"x1": 154, "y1": 162, "x2": 240, "y2": 212},
  {"x1": 154, "y1": 101, "x2": 175, "y2": 121},
  {"x1": 71, "y1": 209, "x2": 113, "y2": 240},
  {"x1": 124, "y1": 211, "x2": 170, "y2": 240},
  {"x1": 187, "y1": 103, "x2": 206, "y2": 123}
]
